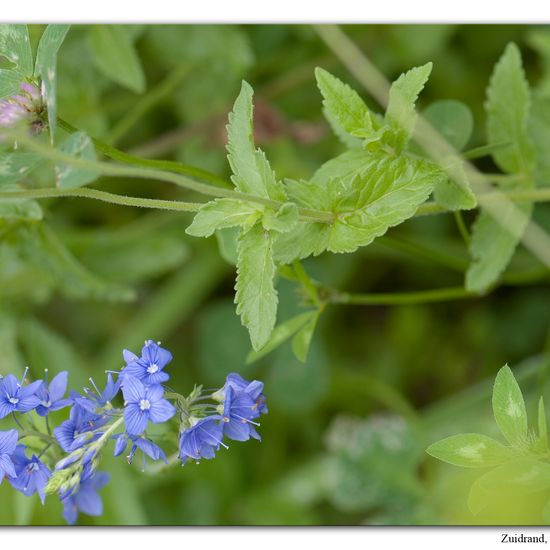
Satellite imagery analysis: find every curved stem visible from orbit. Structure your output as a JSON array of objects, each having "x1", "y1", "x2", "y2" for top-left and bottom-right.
[{"x1": 0, "y1": 187, "x2": 203, "y2": 212}]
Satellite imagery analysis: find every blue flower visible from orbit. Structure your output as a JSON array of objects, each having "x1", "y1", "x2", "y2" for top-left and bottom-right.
[
  {"x1": 179, "y1": 416, "x2": 226, "y2": 463},
  {"x1": 113, "y1": 433, "x2": 167, "y2": 466},
  {"x1": 121, "y1": 340, "x2": 172, "y2": 386},
  {"x1": 0, "y1": 373, "x2": 42, "y2": 419},
  {"x1": 222, "y1": 385, "x2": 261, "y2": 442},
  {"x1": 0, "y1": 429, "x2": 18, "y2": 482},
  {"x1": 217, "y1": 373, "x2": 268, "y2": 415},
  {"x1": 53, "y1": 404, "x2": 109, "y2": 452},
  {"x1": 8, "y1": 445, "x2": 51, "y2": 503},
  {"x1": 72, "y1": 374, "x2": 121, "y2": 413},
  {"x1": 60, "y1": 471, "x2": 110, "y2": 525},
  {"x1": 122, "y1": 376, "x2": 176, "y2": 436},
  {"x1": 35, "y1": 371, "x2": 71, "y2": 417}
]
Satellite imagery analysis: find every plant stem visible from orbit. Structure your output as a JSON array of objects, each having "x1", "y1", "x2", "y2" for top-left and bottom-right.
[
  {"x1": 0, "y1": 187, "x2": 203, "y2": 212},
  {"x1": 453, "y1": 211, "x2": 471, "y2": 245},
  {"x1": 19, "y1": 430, "x2": 59, "y2": 447},
  {"x1": 329, "y1": 286, "x2": 475, "y2": 306}
]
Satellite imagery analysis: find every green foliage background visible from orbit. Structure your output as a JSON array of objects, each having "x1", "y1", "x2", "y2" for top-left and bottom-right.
[{"x1": 1, "y1": 24, "x2": 550, "y2": 525}]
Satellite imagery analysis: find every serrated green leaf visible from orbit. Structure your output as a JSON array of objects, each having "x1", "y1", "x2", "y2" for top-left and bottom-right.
[
  {"x1": 426, "y1": 433, "x2": 512, "y2": 468},
  {"x1": 322, "y1": 107, "x2": 362, "y2": 149},
  {"x1": 465, "y1": 199, "x2": 533, "y2": 293},
  {"x1": 433, "y1": 161, "x2": 477, "y2": 211},
  {"x1": 291, "y1": 310, "x2": 320, "y2": 363},
  {"x1": 385, "y1": 62, "x2": 432, "y2": 148},
  {"x1": 261, "y1": 202, "x2": 299, "y2": 233},
  {"x1": 528, "y1": 93, "x2": 550, "y2": 185},
  {"x1": 486, "y1": 43, "x2": 535, "y2": 174},
  {"x1": 88, "y1": 25, "x2": 145, "y2": 94},
  {"x1": 0, "y1": 150, "x2": 42, "y2": 187},
  {"x1": 56, "y1": 131, "x2": 99, "y2": 189},
  {"x1": 186, "y1": 198, "x2": 261, "y2": 238},
  {"x1": 235, "y1": 223, "x2": 278, "y2": 350},
  {"x1": 216, "y1": 227, "x2": 239, "y2": 266},
  {"x1": 423, "y1": 99, "x2": 473, "y2": 151},
  {"x1": 312, "y1": 149, "x2": 373, "y2": 186},
  {"x1": 315, "y1": 67, "x2": 374, "y2": 139},
  {"x1": 34, "y1": 24, "x2": 70, "y2": 142},
  {"x1": 292, "y1": 154, "x2": 442, "y2": 254},
  {"x1": 226, "y1": 81, "x2": 286, "y2": 201},
  {"x1": 492, "y1": 364, "x2": 528, "y2": 446},
  {"x1": 246, "y1": 310, "x2": 317, "y2": 363},
  {"x1": 272, "y1": 221, "x2": 331, "y2": 264},
  {"x1": 0, "y1": 25, "x2": 33, "y2": 97}
]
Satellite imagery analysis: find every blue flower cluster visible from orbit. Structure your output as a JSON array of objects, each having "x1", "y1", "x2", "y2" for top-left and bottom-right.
[{"x1": 0, "y1": 340, "x2": 267, "y2": 525}]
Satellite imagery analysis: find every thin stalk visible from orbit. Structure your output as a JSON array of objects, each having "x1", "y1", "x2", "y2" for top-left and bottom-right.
[
  {"x1": 453, "y1": 211, "x2": 471, "y2": 246},
  {"x1": 330, "y1": 286, "x2": 474, "y2": 306}
]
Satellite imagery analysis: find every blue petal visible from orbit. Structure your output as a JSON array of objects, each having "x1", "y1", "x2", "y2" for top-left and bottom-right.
[
  {"x1": 124, "y1": 404, "x2": 149, "y2": 436},
  {"x1": 62, "y1": 497, "x2": 79, "y2": 525},
  {"x1": 0, "y1": 454, "x2": 17, "y2": 479},
  {"x1": 0, "y1": 400, "x2": 14, "y2": 419},
  {"x1": 148, "y1": 398, "x2": 176, "y2": 424},
  {"x1": 16, "y1": 394, "x2": 41, "y2": 414},
  {"x1": 113, "y1": 434, "x2": 128, "y2": 457},
  {"x1": 19, "y1": 379, "x2": 43, "y2": 399},
  {"x1": 122, "y1": 376, "x2": 145, "y2": 403},
  {"x1": 47, "y1": 371, "x2": 68, "y2": 402},
  {"x1": 0, "y1": 429, "x2": 18, "y2": 455},
  {"x1": 146, "y1": 384, "x2": 164, "y2": 402},
  {"x1": 223, "y1": 418, "x2": 251, "y2": 441},
  {"x1": 123, "y1": 349, "x2": 139, "y2": 364},
  {"x1": 54, "y1": 420, "x2": 77, "y2": 452},
  {"x1": 75, "y1": 485, "x2": 103, "y2": 516},
  {"x1": 134, "y1": 438, "x2": 167, "y2": 463}
]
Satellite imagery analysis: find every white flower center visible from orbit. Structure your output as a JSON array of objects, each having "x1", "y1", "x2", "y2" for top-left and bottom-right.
[
  {"x1": 8, "y1": 397, "x2": 19, "y2": 405},
  {"x1": 147, "y1": 363, "x2": 159, "y2": 374},
  {"x1": 139, "y1": 399, "x2": 151, "y2": 411},
  {"x1": 41, "y1": 399, "x2": 51, "y2": 408},
  {"x1": 27, "y1": 462, "x2": 39, "y2": 473}
]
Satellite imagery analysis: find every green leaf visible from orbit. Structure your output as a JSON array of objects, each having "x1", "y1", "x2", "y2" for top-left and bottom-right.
[
  {"x1": 0, "y1": 151, "x2": 42, "y2": 187},
  {"x1": 432, "y1": 162, "x2": 477, "y2": 211},
  {"x1": 423, "y1": 99, "x2": 473, "y2": 151},
  {"x1": 426, "y1": 433, "x2": 512, "y2": 468},
  {"x1": 216, "y1": 227, "x2": 239, "y2": 266},
  {"x1": 492, "y1": 364, "x2": 528, "y2": 446},
  {"x1": 465, "y1": 199, "x2": 533, "y2": 293},
  {"x1": 246, "y1": 310, "x2": 317, "y2": 363},
  {"x1": 385, "y1": 62, "x2": 432, "y2": 148},
  {"x1": 186, "y1": 198, "x2": 261, "y2": 238},
  {"x1": 226, "y1": 81, "x2": 286, "y2": 201},
  {"x1": 288, "y1": 154, "x2": 442, "y2": 254},
  {"x1": 34, "y1": 24, "x2": 70, "y2": 142},
  {"x1": 56, "y1": 131, "x2": 99, "y2": 189},
  {"x1": 528, "y1": 93, "x2": 550, "y2": 185},
  {"x1": 0, "y1": 25, "x2": 33, "y2": 97},
  {"x1": 235, "y1": 223, "x2": 278, "y2": 351},
  {"x1": 315, "y1": 67, "x2": 374, "y2": 139},
  {"x1": 486, "y1": 42, "x2": 535, "y2": 174},
  {"x1": 291, "y1": 310, "x2": 320, "y2": 363},
  {"x1": 88, "y1": 25, "x2": 145, "y2": 94},
  {"x1": 261, "y1": 202, "x2": 299, "y2": 233},
  {"x1": 273, "y1": 221, "x2": 331, "y2": 265},
  {"x1": 0, "y1": 184, "x2": 42, "y2": 220},
  {"x1": 322, "y1": 107, "x2": 362, "y2": 149},
  {"x1": 312, "y1": 149, "x2": 373, "y2": 186}
]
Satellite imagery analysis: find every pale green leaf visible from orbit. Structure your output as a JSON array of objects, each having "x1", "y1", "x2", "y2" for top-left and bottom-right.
[
  {"x1": 56, "y1": 131, "x2": 99, "y2": 189},
  {"x1": 322, "y1": 107, "x2": 362, "y2": 149},
  {"x1": 528, "y1": 93, "x2": 550, "y2": 185},
  {"x1": 0, "y1": 25, "x2": 33, "y2": 97},
  {"x1": 423, "y1": 99, "x2": 473, "y2": 151},
  {"x1": 0, "y1": 184, "x2": 42, "y2": 220},
  {"x1": 291, "y1": 310, "x2": 320, "y2": 363},
  {"x1": 465, "y1": 199, "x2": 533, "y2": 293},
  {"x1": 216, "y1": 227, "x2": 239, "y2": 265},
  {"x1": 186, "y1": 198, "x2": 261, "y2": 238},
  {"x1": 88, "y1": 25, "x2": 145, "y2": 94},
  {"x1": 246, "y1": 310, "x2": 317, "y2": 363},
  {"x1": 261, "y1": 202, "x2": 299, "y2": 233},
  {"x1": 426, "y1": 433, "x2": 512, "y2": 468},
  {"x1": 235, "y1": 223, "x2": 278, "y2": 350},
  {"x1": 492, "y1": 364, "x2": 528, "y2": 446},
  {"x1": 0, "y1": 150, "x2": 42, "y2": 187},
  {"x1": 34, "y1": 25, "x2": 70, "y2": 142},
  {"x1": 312, "y1": 149, "x2": 373, "y2": 186},
  {"x1": 433, "y1": 162, "x2": 477, "y2": 211},
  {"x1": 226, "y1": 81, "x2": 286, "y2": 200},
  {"x1": 315, "y1": 67, "x2": 374, "y2": 139},
  {"x1": 486, "y1": 42, "x2": 535, "y2": 174},
  {"x1": 385, "y1": 62, "x2": 432, "y2": 147}
]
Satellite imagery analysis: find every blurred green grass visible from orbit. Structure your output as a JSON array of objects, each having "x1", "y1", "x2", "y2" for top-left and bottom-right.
[{"x1": 1, "y1": 24, "x2": 550, "y2": 525}]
